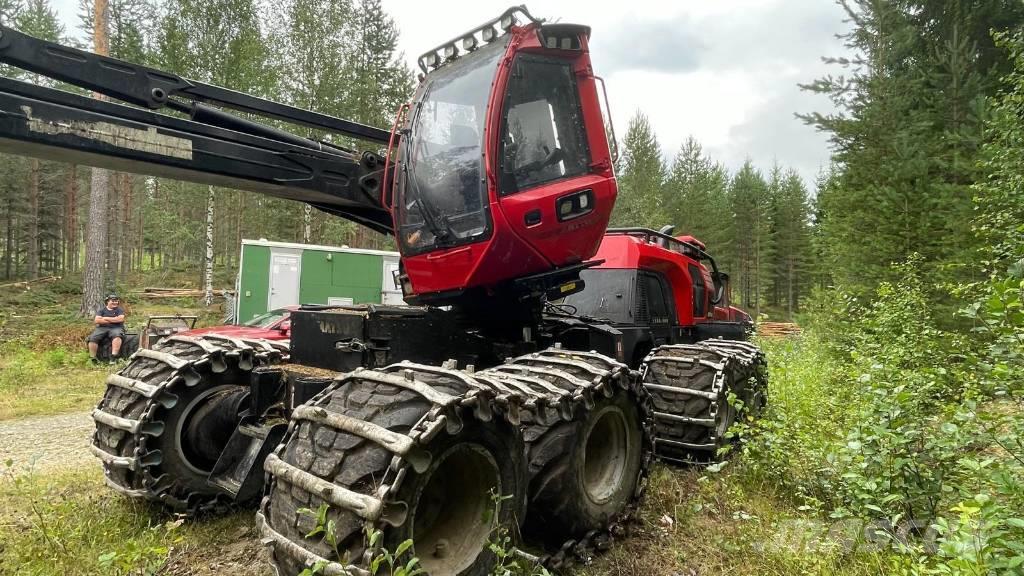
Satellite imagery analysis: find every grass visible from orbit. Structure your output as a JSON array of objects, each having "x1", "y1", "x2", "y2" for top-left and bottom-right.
[
  {"x1": 0, "y1": 465, "x2": 269, "y2": 576},
  {"x1": 0, "y1": 346, "x2": 109, "y2": 420},
  {"x1": 0, "y1": 274, "x2": 226, "y2": 421},
  {"x1": 579, "y1": 466, "x2": 889, "y2": 576}
]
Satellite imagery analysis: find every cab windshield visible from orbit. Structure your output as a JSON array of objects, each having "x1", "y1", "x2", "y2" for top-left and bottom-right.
[
  {"x1": 396, "y1": 39, "x2": 507, "y2": 254},
  {"x1": 243, "y1": 308, "x2": 289, "y2": 329}
]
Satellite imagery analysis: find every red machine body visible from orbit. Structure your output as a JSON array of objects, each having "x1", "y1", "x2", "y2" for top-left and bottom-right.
[
  {"x1": 388, "y1": 10, "x2": 616, "y2": 304},
  {"x1": 592, "y1": 233, "x2": 750, "y2": 327}
]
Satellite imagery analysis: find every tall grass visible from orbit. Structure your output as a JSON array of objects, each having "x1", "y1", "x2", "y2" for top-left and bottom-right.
[{"x1": 0, "y1": 466, "x2": 264, "y2": 575}]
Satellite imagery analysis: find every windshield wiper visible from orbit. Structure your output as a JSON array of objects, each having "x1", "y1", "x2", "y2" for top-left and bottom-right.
[
  {"x1": 402, "y1": 118, "x2": 456, "y2": 246},
  {"x1": 401, "y1": 140, "x2": 450, "y2": 245}
]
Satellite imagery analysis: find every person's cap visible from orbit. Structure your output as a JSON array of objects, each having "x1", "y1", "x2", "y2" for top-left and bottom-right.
[{"x1": 105, "y1": 293, "x2": 120, "y2": 302}]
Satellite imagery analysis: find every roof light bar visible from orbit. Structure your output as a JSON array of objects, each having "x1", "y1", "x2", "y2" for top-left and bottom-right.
[{"x1": 416, "y1": 5, "x2": 542, "y2": 74}]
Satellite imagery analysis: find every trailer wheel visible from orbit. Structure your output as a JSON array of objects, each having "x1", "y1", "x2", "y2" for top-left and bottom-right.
[{"x1": 259, "y1": 373, "x2": 525, "y2": 576}]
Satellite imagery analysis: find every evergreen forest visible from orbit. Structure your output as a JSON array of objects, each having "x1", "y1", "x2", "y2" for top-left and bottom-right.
[{"x1": 0, "y1": 1, "x2": 1023, "y2": 575}]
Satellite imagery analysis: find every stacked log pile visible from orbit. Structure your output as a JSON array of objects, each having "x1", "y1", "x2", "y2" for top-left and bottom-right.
[
  {"x1": 137, "y1": 287, "x2": 230, "y2": 299},
  {"x1": 757, "y1": 322, "x2": 802, "y2": 337}
]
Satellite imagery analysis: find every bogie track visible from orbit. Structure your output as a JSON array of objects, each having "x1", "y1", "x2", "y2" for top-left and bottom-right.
[
  {"x1": 258, "y1": 347, "x2": 653, "y2": 575},
  {"x1": 91, "y1": 335, "x2": 287, "y2": 514},
  {"x1": 640, "y1": 339, "x2": 767, "y2": 465}
]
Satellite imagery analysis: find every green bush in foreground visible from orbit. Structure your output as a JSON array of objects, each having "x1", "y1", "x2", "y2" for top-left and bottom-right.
[{"x1": 736, "y1": 260, "x2": 1024, "y2": 575}]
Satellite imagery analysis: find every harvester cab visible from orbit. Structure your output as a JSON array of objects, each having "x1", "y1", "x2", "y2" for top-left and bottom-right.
[{"x1": 392, "y1": 7, "x2": 617, "y2": 305}]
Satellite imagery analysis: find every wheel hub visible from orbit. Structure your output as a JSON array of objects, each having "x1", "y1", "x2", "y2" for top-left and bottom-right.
[
  {"x1": 178, "y1": 386, "x2": 249, "y2": 474},
  {"x1": 412, "y1": 444, "x2": 500, "y2": 575},
  {"x1": 582, "y1": 406, "x2": 629, "y2": 504}
]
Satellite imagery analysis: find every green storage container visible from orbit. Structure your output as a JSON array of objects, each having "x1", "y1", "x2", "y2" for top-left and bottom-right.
[{"x1": 236, "y1": 239, "x2": 402, "y2": 323}]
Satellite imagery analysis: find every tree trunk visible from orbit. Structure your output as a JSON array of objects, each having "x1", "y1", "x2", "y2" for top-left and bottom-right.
[
  {"x1": 235, "y1": 190, "x2": 243, "y2": 267},
  {"x1": 64, "y1": 164, "x2": 78, "y2": 273},
  {"x1": 4, "y1": 196, "x2": 12, "y2": 280},
  {"x1": 137, "y1": 178, "x2": 145, "y2": 271},
  {"x1": 787, "y1": 258, "x2": 794, "y2": 320},
  {"x1": 303, "y1": 204, "x2": 312, "y2": 243},
  {"x1": 82, "y1": 169, "x2": 110, "y2": 315},
  {"x1": 122, "y1": 173, "x2": 133, "y2": 272},
  {"x1": 204, "y1": 185, "x2": 215, "y2": 306},
  {"x1": 27, "y1": 158, "x2": 39, "y2": 280},
  {"x1": 81, "y1": 0, "x2": 111, "y2": 316}
]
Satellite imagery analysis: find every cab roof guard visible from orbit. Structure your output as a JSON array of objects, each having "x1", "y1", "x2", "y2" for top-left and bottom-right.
[
  {"x1": 605, "y1": 227, "x2": 726, "y2": 305},
  {"x1": 417, "y1": 5, "x2": 542, "y2": 74},
  {"x1": 604, "y1": 228, "x2": 713, "y2": 261}
]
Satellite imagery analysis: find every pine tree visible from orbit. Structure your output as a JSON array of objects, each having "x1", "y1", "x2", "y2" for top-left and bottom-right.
[
  {"x1": 767, "y1": 166, "x2": 811, "y2": 318},
  {"x1": 802, "y1": 0, "x2": 1024, "y2": 307},
  {"x1": 610, "y1": 112, "x2": 665, "y2": 228},
  {"x1": 662, "y1": 136, "x2": 733, "y2": 265},
  {"x1": 975, "y1": 31, "x2": 1024, "y2": 271},
  {"x1": 155, "y1": 0, "x2": 276, "y2": 290},
  {"x1": 729, "y1": 161, "x2": 772, "y2": 317}
]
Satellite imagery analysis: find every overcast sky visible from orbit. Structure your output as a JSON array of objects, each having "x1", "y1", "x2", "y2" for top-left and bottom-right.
[{"x1": 50, "y1": 0, "x2": 851, "y2": 189}]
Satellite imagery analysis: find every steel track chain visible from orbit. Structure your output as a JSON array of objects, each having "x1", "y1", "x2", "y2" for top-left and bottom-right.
[
  {"x1": 90, "y1": 334, "x2": 288, "y2": 514},
  {"x1": 640, "y1": 339, "x2": 767, "y2": 465},
  {"x1": 257, "y1": 346, "x2": 653, "y2": 576}
]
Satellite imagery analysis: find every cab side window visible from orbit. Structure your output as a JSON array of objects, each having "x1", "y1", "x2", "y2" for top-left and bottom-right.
[{"x1": 499, "y1": 54, "x2": 591, "y2": 195}]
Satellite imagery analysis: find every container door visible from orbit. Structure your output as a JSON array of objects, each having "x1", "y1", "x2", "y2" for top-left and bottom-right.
[
  {"x1": 269, "y1": 249, "x2": 301, "y2": 309},
  {"x1": 381, "y1": 257, "x2": 404, "y2": 305}
]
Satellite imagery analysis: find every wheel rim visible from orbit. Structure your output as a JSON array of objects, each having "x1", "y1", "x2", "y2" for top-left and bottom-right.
[
  {"x1": 175, "y1": 385, "x2": 248, "y2": 475},
  {"x1": 412, "y1": 444, "x2": 500, "y2": 575},
  {"x1": 715, "y1": 394, "x2": 736, "y2": 443},
  {"x1": 582, "y1": 406, "x2": 629, "y2": 505}
]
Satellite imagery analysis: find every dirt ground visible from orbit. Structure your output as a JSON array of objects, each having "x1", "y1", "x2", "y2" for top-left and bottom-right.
[
  {"x1": 0, "y1": 410, "x2": 275, "y2": 574},
  {"x1": 0, "y1": 411, "x2": 94, "y2": 476},
  {"x1": 162, "y1": 527, "x2": 274, "y2": 576}
]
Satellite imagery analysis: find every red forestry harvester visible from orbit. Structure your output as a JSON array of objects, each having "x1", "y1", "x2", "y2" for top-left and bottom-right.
[{"x1": 0, "y1": 7, "x2": 765, "y2": 574}]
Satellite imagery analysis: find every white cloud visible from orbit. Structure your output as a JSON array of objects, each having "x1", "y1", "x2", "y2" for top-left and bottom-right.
[{"x1": 47, "y1": 0, "x2": 851, "y2": 188}]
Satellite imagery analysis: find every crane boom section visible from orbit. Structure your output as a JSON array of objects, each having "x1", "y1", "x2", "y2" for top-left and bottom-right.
[{"x1": 0, "y1": 25, "x2": 394, "y2": 234}]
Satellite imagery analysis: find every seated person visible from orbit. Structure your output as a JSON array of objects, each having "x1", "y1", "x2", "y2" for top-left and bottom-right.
[{"x1": 87, "y1": 293, "x2": 126, "y2": 364}]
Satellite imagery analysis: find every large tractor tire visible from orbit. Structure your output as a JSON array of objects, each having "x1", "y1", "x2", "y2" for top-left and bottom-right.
[
  {"x1": 503, "y1": 350, "x2": 653, "y2": 569},
  {"x1": 91, "y1": 335, "x2": 287, "y2": 514},
  {"x1": 258, "y1": 365, "x2": 527, "y2": 576},
  {"x1": 641, "y1": 339, "x2": 766, "y2": 465}
]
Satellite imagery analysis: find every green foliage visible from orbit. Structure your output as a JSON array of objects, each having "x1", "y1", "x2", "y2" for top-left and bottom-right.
[
  {"x1": 802, "y1": 1, "x2": 1024, "y2": 310},
  {"x1": 0, "y1": 467, "x2": 254, "y2": 575},
  {"x1": 297, "y1": 504, "x2": 425, "y2": 576},
  {"x1": 766, "y1": 167, "x2": 812, "y2": 317},
  {"x1": 728, "y1": 161, "x2": 773, "y2": 315},
  {"x1": 609, "y1": 112, "x2": 666, "y2": 229},
  {"x1": 741, "y1": 257, "x2": 1024, "y2": 574},
  {"x1": 662, "y1": 136, "x2": 733, "y2": 260}
]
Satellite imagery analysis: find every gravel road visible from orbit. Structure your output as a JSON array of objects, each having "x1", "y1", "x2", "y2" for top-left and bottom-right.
[{"x1": 0, "y1": 411, "x2": 94, "y2": 477}]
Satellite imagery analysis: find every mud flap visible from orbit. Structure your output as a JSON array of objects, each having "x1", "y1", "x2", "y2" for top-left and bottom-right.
[{"x1": 208, "y1": 417, "x2": 287, "y2": 503}]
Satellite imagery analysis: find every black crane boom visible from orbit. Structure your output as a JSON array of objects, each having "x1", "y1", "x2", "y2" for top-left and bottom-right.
[{"x1": 0, "y1": 25, "x2": 395, "y2": 234}]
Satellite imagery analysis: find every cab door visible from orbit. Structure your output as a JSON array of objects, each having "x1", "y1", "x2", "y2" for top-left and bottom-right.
[{"x1": 493, "y1": 28, "x2": 617, "y2": 268}]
